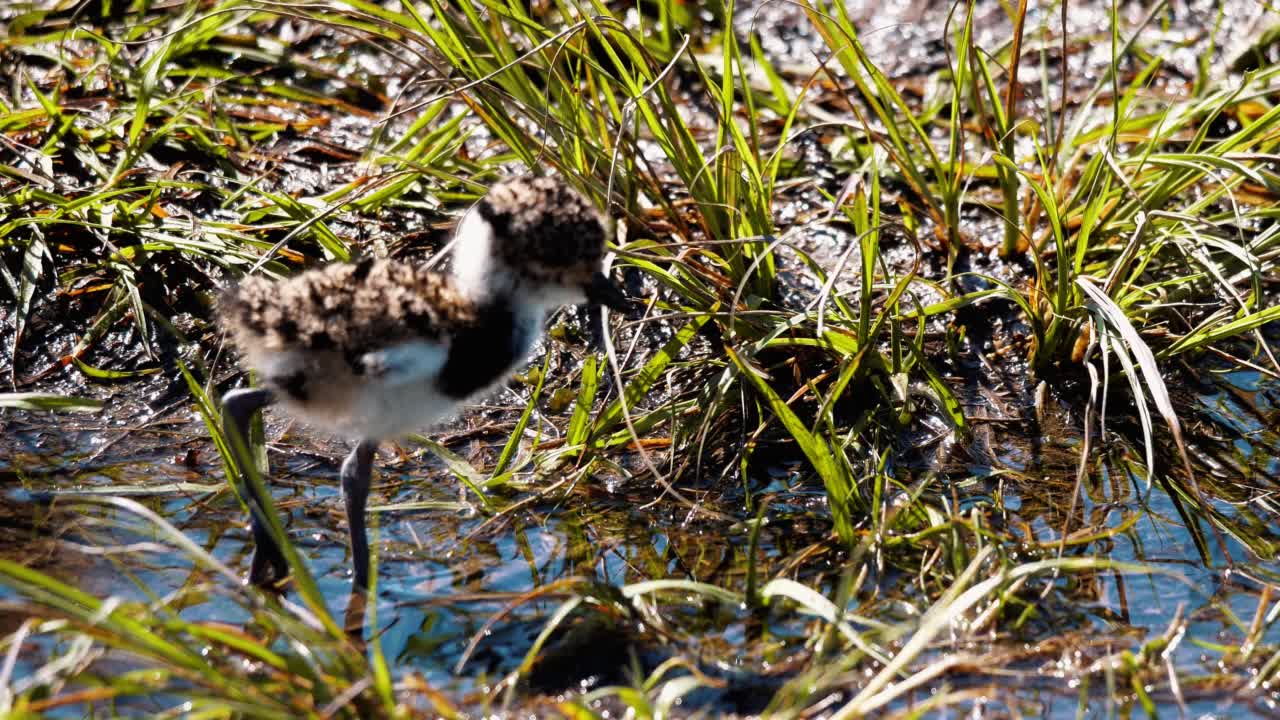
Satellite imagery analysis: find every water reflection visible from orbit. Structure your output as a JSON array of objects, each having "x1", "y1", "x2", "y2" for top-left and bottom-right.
[{"x1": 1, "y1": 356, "x2": 1277, "y2": 714}]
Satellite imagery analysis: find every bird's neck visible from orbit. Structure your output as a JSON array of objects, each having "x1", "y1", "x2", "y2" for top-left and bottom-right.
[
  {"x1": 476, "y1": 286, "x2": 554, "y2": 336},
  {"x1": 435, "y1": 292, "x2": 545, "y2": 400},
  {"x1": 456, "y1": 261, "x2": 564, "y2": 330}
]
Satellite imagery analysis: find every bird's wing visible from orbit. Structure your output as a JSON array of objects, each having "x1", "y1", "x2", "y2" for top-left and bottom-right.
[{"x1": 222, "y1": 259, "x2": 476, "y2": 360}]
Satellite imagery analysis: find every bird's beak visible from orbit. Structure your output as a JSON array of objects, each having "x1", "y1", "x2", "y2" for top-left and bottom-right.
[{"x1": 584, "y1": 271, "x2": 630, "y2": 311}]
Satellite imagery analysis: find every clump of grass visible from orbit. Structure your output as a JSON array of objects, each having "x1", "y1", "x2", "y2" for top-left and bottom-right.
[
  {"x1": 0, "y1": 496, "x2": 409, "y2": 719},
  {"x1": 2, "y1": 0, "x2": 1278, "y2": 717}
]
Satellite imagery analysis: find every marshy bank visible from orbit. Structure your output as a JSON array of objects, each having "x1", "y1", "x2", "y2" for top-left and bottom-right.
[{"x1": 2, "y1": 0, "x2": 1279, "y2": 717}]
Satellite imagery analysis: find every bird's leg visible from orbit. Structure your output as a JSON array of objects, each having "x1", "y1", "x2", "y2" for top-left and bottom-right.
[
  {"x1": 341, "y1": 440, "x2": 378, "y2": 589},
  {"x1": 342, "y1": 587, "x2": 369, "y2": 642},
  {"x1": 220, "y1": 386, "x2": 288, "y2": 587}
]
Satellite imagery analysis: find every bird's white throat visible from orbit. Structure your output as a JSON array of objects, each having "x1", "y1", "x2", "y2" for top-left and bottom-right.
[{"x1": 449, "y1": 210, "x2": 499, "y2": 303}]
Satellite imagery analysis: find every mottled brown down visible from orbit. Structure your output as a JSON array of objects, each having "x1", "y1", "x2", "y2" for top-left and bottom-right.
[
  {"x1": 222, "y1": 175, "x2": 610, "y2": 365},
  {"x1": 222, "y1": 258, "x2": 476, "y2": 357},
  {"x1": 477, "y1": 175, "x2": 606, "y2": 282}
]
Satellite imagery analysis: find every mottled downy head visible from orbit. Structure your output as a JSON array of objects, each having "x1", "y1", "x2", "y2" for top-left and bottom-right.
[{"x1": 451, "y1": 176, "x2": 628, "y2": 310}]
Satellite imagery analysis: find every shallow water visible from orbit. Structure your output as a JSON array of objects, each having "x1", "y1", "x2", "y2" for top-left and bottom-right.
[{"x1": 3, "y1": 337, "x2": 1278, "y2": 715}]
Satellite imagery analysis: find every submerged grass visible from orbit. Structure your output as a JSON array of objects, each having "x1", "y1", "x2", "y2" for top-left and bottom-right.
[
  {"x1": 1, "y1": 0, "x2": 1278, "y2": 716},
  {"x1": 0, "y1": 497, "x2": 401, "y2": 719}
]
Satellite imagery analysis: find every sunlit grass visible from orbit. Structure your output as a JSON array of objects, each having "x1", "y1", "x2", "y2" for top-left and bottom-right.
[
  {"x1": 1, "y1": 0, "x2": 1277, "y2": 716},
  {"x1": 0, "y1": 497, "x2": 403, "y2": 719}
]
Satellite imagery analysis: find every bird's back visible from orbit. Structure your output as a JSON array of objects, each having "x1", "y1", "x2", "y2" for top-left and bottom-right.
[
  {"x1": 223, "y1": 258, "x2": 473, "y2": 356},
  {"x1": 220, "y1": 258, "x2": 479, "y2": 439}
]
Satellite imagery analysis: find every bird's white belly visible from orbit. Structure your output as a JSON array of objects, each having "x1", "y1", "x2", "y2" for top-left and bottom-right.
[
  {"x1": 272, "y1": 375, "x2": 457, "y2": 441},
  {"x1": 248, "y1": 323, "x2": 543, "y2": 442},
  {"x1": 352, "y1": 379, "x2": 457, "y2": 440},
  {"x1": 251, "y1": 340, "x2": 464, "y2": 441}
]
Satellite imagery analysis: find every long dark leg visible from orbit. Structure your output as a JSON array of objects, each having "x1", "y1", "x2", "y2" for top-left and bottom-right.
[
  {"x1": 220, "y1": 386, "x2": 288, "y2": 587},
  {"x1": 341, "y1": 440, "x2": 377, "y2": 589}
]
